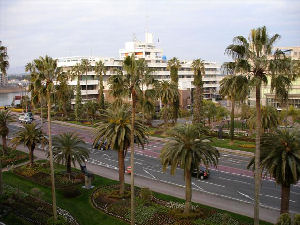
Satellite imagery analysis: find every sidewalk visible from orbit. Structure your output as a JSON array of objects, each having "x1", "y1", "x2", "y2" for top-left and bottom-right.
[{"x1": 5, "y1": 140, "x2": 278, "y2": 224}]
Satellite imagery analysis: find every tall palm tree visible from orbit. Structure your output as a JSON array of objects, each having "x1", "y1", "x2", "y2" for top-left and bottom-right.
[
  {"x1": 219, "y1": 74, "x2": 249, "y2": 141},
  {"x1": 225, "y1": 26, "x2": 292, "y2": 224},
  {"x1": 83, "y1": 100, "x2": 98, "y2": 124},
  {"x1": 55, "y1": 72, "x2": 73, "y2": 118},
  {"x1": 94, "y1": 60, "x2": 106, "y2": 111},
  {"x1": 167, "y1": 57, "x2": 181, "y2": 123},
  {"x1": 160, "y1": 124, "x2": 219, "y2": 213},
  {"x1": 93, "y1": 106, "x2": 146, "y2": 195},
  {"x1": 247, "y1": 129, "x2": 300, "y2": 214},
  {"x1": 52, "y1": 133, "x2": 89, "y2": 175},
  {"x1": 157, "y1": 80, "x2": 179, "y2": 125},
  {"x1": 192, "y1": 59, "x2": 205, "y2": 124},
  {"x1": 33, "y1": 55, "x2": 61, "y2": 220},
  {"x1": 0, "y1": 110, "x2": 13, "y2": 155},
  {"x1": 11, "y1": 123, "x2": 47, "y2": 167},
  {"x1": 0, "y1": 41, "x2": 9, "y2": 86},
  {"x1": 203, "y1": 100, "x2": 217, "y2": 126},
  {"x1": 108, "y1": 54, "x2": 143, "y2": 225},
  {"x1": 80, "y1": 59, "x2": 91, "y2": 101},
  {"x1": 70, "y1": 63, "x2": 83, "y2": 121}
]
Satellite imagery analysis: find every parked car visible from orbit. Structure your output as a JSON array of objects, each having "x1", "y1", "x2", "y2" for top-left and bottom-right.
[
  {"x1": 19, "y1": 114, "x2": 33, "y2": 124},
  {"x1": 191, "y1": 167, "x2": 210, "y2": 180}
]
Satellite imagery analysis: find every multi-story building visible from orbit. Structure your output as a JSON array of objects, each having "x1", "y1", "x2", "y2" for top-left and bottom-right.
[
  {"x1": 57, "y1": 33, "x2": 225, "y2": 107},
  {"x1": 248, "y1": 46, "x2": 300, "y2": 109}
]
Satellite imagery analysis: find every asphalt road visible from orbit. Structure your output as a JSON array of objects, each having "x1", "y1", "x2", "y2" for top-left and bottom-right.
[{"x1": 7, "y1": 120, "x2": 300, "y2": 215}]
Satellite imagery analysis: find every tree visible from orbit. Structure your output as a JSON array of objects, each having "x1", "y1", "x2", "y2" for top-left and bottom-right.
[
  {"x1": 225, "y1": 26, "x2": 291, "y2": 224},
  {"x1": 219, "y1": 74, "x2": 249, "y2": 141},
  {"x1": 70, "y1": 63, "x2": 83, "y2": 121},
  {"x1": 247, "y1": 129, "x2": 300, "y2": 214},
  {"x1": 203, "y1": 100, "x2": 217, "y2": 126},
  {"x1": 83, "y1": 100, "x2": 98, "y2": 124},
  {"x1": 52, "y1": 133, "x2": 89, "y2": 175},
  {"x1": 80, "y1": 59, "x2": 91, "y2": 101},
  {"x1": 157, "y1": 80, "x2": 179, "y2": 125},
  {"x1": 93, "y1": 105, "x2": 146, "y2": 195},
  {"x1": 0, "y1": 41, "x2": 9, "y2": 86},
  {"x1": 192, "y1": 59, "x2": 205, "y2": 124},
  {"x1": 94, "y1": 60, "x2": 106, "y2": 111},
  {"x1": 167, "y1": 57, "x2": 181, "y2": 123},
  {"x1": 55, "y1": 72, "x2": 73, "y2": 118},
  {"x1": 215, "y1": 105, "x2": 229, "y2": 121},
  {"x1": 11, "y1": 123, "x2": 47, "y2": 167},
  {"x1": 33, "y1": 55, "x2": 60, "y2": 220},
  {"x1": 0, "y1": 110, "x2": 13, "y2": 155},
  {"x1": 108, "y1": 54, "x2": 144, "y2": 225},
  {"x1": 160, "y1": 124, "x2": 219, "y2": 213}
]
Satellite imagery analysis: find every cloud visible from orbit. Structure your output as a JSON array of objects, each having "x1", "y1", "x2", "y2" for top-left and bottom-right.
[{"x1": 0, "y1": 0, "x2": 299, "y2": 73}]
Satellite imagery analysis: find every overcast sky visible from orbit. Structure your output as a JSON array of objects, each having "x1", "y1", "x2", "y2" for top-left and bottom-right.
[{"x1": 1, "y1": 0, "x2": 299, "y2": 73}]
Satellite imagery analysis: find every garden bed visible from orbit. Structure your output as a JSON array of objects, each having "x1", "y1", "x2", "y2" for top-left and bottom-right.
[
  {"x1": 13, "y1": 161, "x2": 85, "y2": 189},
  {"x1": 91, "y1": 184, "x2": 254, "y2": 225},
  {"x1": 0, "y1": 146, "x2": 29, "y2": 167},
  {"x1": 0, "y1": 184, "x2": 79, "y2": 225}
]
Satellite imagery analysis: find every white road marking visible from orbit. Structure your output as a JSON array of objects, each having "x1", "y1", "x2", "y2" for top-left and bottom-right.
[
  {"x1": 143, "y1": 169, "x2": 156, "y2": 179},
  {"x1": 237, "y1": 191, "x2": 254, "y2": 201},
  {"x1": 200, "y1": 180, "x2": 225, "y2": 188},
  {"x1": 192, "y1": 182, "x2": 204, "y2": 191},
  {"x1": 218, "y1": 176, "x2": 251, "y2": 185},
  {"x1": 262, "y1": 194, "x2": 296, "y2": 203}
]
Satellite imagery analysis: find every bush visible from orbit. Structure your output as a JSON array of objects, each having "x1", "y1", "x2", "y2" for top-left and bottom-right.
[
  {"x1": 140, "y1": 188, "x2": 153, "y2": 203},
  {"x1": 108, "y1": 189, "x2": 131, "y2": 199},
  {"x1": 47, "y1": 216, "x2": 68, "y2": 225},
  {"x1": 30, "y1": 187, "x2": 44, "y2": 199},
  {"x1": 276, "y1": 213, "x2": 291, "y2": 225},
  {"x1": 60, "y1": 186, "x2": 81, "y2": 198},
  {"x1": 294, "y1": 214, "x2": 300, "y2": 225}
]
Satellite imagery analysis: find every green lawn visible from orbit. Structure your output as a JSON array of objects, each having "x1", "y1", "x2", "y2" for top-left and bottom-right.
[
  {"x1": 2, "y1": 161, "x2": 272, "y2": 225},
  {"x1": 210, "y1": 137, "x2": 255, "y2": 152}
]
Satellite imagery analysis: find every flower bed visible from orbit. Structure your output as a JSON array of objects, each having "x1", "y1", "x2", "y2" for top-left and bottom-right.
[
  {"x1": 91, "y1": 184, "x2": 252, "y2": 225},
  {"x1": 0, "y1": 184, "x2": 79, "y2": 225},
  {"x1": 13, "y1": 162, "x2": 85, "y2": 189},
  {"x1": 0, "y1": 148, "x2": 29, "y2": 167}
]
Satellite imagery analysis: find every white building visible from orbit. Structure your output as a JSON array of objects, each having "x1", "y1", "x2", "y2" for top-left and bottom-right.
[{"x1": 57, "y1": 33, "x2": 225, "y2": 107}]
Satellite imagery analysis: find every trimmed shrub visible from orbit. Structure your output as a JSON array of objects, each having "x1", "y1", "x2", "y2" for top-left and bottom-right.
[
  {"x1": 30, "y1": 187, "x2": 44, "y2": 199},
  {"x1": 140, "y1": 188, "x2": 153, "y2": 204},
  {"x1": 294, "y1": 214, "x2": 300, "y2": 225},
  {"x1": 276, "y1": 213, "x2": 291, "y2": 225}
]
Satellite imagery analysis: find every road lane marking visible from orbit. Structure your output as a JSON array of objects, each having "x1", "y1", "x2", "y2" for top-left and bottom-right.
[
  {"x1": 218, "y1": 177, "x2": 251, "y2": 185},
  {"x1": 143, "y1": 169, "x2": 156, "y2": 179},
  {"x1": 237, "y1": 191, "x2": 254, "y2": 201},
  {"x1": 192, "y1": 182, "x2": 204, "y2": 191},
  {"x1": 261, "y1": 194, "x2": 296, "y2": 203},
  {"x1": 199, "y1": 180, "x2": 225, "y2": 188}
]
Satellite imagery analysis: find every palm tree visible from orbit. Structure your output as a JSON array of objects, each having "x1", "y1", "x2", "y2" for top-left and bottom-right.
[
  {"x1": 157, "y1": 80, "x2": 179, "y2": 125},
  {"x1": 93, "y1": 106, "x2": 146, "y2": 195},
  {"x1": 0, "y1": 110, "x2": 13, "y2": 155},
  {"x1": 94, "y1": 60, "x2": 106, "y2": 111},
  {"x1": 160, "y1": 124, "x2": 219, "y2": 213},
  {"x1": 80, "y1": 59, "x2": 91, "y2": 101},
  {"x1": 247, "y1": 129, "x2": 300, "y2": 214},
  {"x1": 167, "y1": 57, "x2": 181, "y2": 123},
  {"x1": 33, "y1": 55, "x2": 60, "y2": 220},
  {"x1": 0, "y1": 41, "x2": 9, "y2": 86},
  {"x1": 52, "y1": 133, "x2": 89, "y2": 175},
  {"x1": 203, "y1": 100, "x2": 217, "y2": 126},
  {"x1": 70, "y1": 63, "x2": 83, "y2": 121},
  {"x1": 83, "y1": 100, "x2": 98, "y2": 124},
  {"x1": 219, "y1": 74, "x2": 249, "y2": 141},
  {"x1": 108, "y1": 54, "x2": 143, "y2": 225},
  {"x1": 11, "y1": 123, "x2": 47, "y2": 167},
  {"x1": 225, "y1": 26, "x2": 291, "y2": 224},
  {"x1": 192, "y1": 59, "x2": 205, "y2": 124},
  {"x1": 55, "y1": 72, "x2": 73, "y2": 118}
]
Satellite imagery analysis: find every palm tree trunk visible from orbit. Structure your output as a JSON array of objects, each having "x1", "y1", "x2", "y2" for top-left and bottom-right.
[
  {"x1": 230, "y1": 100, "x2": 235, "y2": 142},
  {"x1": 130, "y1": 90, "x2": 136, "y2": 225},
  {"x1": 29, "y1": 145, "x2": 35, "y2": 167},
  {"x1": 118, "y1": 149, "x2": 125, "y2": 196},
  {"x1": 40, "y1": 104, "x2": 43, "y2": 125},
  {"x1": 47, "y1": 92, "x2": 57, "y2": 220},
  {"x1": 0, "y1": 159, "x2": 3, "y2": 195},
  {"x1": 86, "y1": 71, "x2": 88, "y2": 101},
  {"x1": 67, "y1": 155, "x2": 72, "y2": 174},
  {"x1": 254, "y1": 84, "x2": 262, "y2": 225},
  {"x1": 280, "y1": 184, "x2": 290, "y2": 214},
  {"x1": 2, "y1": 136, "x2": 7, "y2": 156},
  {"x1": 184, "y1": 168, "x2": 192, "y2": 214}
]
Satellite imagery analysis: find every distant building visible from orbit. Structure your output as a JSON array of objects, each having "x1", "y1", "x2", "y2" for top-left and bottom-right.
[
  {"x1": 57, "y1": 32, "x2": 225, "y2": 108},
  {"x1": 248, "y1": 46, "x2": 300, "y2": 109}
]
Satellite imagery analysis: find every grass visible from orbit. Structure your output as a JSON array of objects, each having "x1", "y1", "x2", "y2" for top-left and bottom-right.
[
  {"x1": 2, "y1": 160, "x2": 273, "y2": 225},
  {"x1": 210, "y1": 137, "x2": 255, "y2": 152}
]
